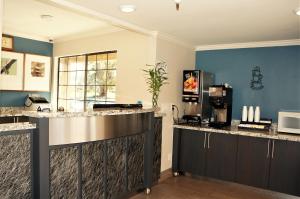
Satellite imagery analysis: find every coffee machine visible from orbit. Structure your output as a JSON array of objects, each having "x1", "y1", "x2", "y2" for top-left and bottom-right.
[
  {"x1": 181, "y1": 70, "x2": 214, "y2": 124},
  {"x1": 208, "y1": 85, "x2": 233, "y2": 128}
]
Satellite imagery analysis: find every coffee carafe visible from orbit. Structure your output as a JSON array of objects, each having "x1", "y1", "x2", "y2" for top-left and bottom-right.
[{"x1": 208, "y1": 85, "x2": 233, "y2": 128}]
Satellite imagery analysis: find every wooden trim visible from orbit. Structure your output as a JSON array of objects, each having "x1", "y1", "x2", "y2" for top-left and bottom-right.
[
  {"x1": 58, "y1": 50, "x2": 118, "y2": 60},
  {"x1": 1, "y1": 34, "x2": 14, "y2": 51},
  {"x1": 195, "y1": 39, "x2": 300, "y2": 51}
]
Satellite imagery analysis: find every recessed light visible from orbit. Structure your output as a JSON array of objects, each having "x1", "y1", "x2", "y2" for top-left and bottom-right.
[
  {"x1": 294, "y1": 8, "x2": 300, "y2": 16},
  {"x1": 40, "y1": 14, "x2": 54, "y2": 22},
  {"x1": 120, "y1": 5, "x2": 136, "y2": 13}
]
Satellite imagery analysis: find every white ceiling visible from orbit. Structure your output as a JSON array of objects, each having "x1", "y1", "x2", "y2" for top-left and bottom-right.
[
  {"x1": 2, "y1": 0, "x2": 121, "y2": 42},
  {"x1": 60, "y1": 0, "x2": 300, "y2": 46}
]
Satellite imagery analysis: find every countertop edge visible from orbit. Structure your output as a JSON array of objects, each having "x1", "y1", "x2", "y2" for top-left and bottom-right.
[
  {"x1": 0, "y1": 108, "x2": 155, "y2": 118},
  {"x1": 173, "y1": 124, "x2": 300, "y2": 143},
  {"x1": 0, "y1": 122, "x2": 37, "y2": 133}
]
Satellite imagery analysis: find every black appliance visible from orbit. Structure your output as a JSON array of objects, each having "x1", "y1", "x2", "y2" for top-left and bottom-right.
[
  {"x1": 208, "y1": 85, "x2": 233, "y2": 128},
  {"x1": 181, "y1": 70, "x2": 214, "y2": 124},
  {"x1": 93, "y1": 104, "x2": 143, "y2": 110}
]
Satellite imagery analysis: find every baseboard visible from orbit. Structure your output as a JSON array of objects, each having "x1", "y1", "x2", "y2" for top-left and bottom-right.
[{"x1": 159, "y1": 168, "x2": 173, "y2": 182}]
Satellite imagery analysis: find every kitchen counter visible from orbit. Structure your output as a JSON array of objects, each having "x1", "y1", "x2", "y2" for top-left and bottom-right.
[
  {"x1": 0, "y1": 122, "x2": 36, "y2": 133},
  {"x1": 0, "y1": 108, "x2": 155, "y2": 118},
  {"x1": 173, "y1": 124, "x2": 300, "y2": 142}
]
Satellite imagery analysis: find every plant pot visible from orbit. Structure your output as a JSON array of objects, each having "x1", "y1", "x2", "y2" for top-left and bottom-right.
[{"x1": 153, "y1": 106, "x2": 161, "y2": 112}]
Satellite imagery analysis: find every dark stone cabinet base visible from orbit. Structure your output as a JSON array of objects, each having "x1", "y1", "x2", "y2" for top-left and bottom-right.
[
  {"x1": 152, "y1": 117, "x2": 162, "y2": 183},
  {"x1": 127, "y1": 134, "x2": 145, "y2": 192},
  {"x1": 49, "y1": 134, "x2": 146, "y2": 199},
  {"x1": 0, "y1": 131, "x2": 32, "y2": 199},
  {"x1": 0, "y1": 113, "x2": 161, "y2": 198},
  {"x1": 50, "y1": 146, "x2": 79, "y2": 198},
  {"x1": 82, "y1": 141, "x2": 106, "y2": 199},
  {"x1": 106, "y1": 137, "x2": 127, "y2": 199}
]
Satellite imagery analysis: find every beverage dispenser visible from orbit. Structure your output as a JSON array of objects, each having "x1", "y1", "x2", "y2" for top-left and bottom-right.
[{"x1": 182, "y1": 70, "x2": 214, "y2": 124}]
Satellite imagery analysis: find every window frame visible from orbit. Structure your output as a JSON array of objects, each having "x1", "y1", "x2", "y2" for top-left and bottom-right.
[{"x1": 57, "y1": 50, "x2": 117, "y2": 111}]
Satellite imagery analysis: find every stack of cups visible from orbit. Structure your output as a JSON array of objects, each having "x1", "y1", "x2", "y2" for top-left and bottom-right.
[{"x1": 242, "y1": 106, "x2": 260, "y2": 122}]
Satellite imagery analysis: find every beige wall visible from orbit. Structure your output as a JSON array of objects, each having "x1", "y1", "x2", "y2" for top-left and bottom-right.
[
  {"x1": 52, "y1": 30, "x2": 156, "y2": 108},
  {"x1": 53, "y1": 30, "x2": 195, "y2": 172},
  {"x1": 0, "y1": 0, "x2": 3, "y2": 58},
  {"x1": 156, "y1": 38, "x2": 195, "y2": 171}
]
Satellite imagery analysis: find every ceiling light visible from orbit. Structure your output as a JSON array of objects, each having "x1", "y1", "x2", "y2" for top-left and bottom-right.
[
  {"x1": 295, "y1": 8, "x2": 300, "y2": 16},
  {"x1": 120, "y1": 5, "x2": 136, "y2": 13},
  {"x1": 174, "y1": 0, "x2": 182, "y2": 11},
  {"x1": 40, "y1": 14, "x2": 54, "y2": 22}
]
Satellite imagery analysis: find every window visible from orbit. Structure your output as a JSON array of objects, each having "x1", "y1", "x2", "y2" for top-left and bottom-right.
[{"x1": 57, "y1": 51, "x2": 117, "y2": 111}]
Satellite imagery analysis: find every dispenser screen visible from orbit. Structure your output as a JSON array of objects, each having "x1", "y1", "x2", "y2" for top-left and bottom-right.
[{"x1": 183, "y1": 70, "x2": 199, "y2": 95}]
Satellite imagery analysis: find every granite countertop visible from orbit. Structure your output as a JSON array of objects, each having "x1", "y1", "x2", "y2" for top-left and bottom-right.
[
  {"x1": 173, "y1": 124, "x2": 300, "y2": 143},
  {"x1": 0, "y1": 108, "x2": 155, "y2": 118},
  {"x1": 0, "y1": 122, "x2": 37, "y2": 133}
]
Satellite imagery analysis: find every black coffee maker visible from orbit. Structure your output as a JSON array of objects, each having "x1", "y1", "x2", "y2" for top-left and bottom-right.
[{"x1": 208, "y1": 85, "x2": 233, "y2": 128}]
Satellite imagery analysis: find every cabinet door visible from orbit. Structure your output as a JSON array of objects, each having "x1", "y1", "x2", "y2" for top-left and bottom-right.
[
  {"x1": 268, "y1": 140, "x2": 300, "y2": 196},
  {"x1": 152, "y1": 117, "x2": 162, "y2": 183},
  {"x1": 0, "y1": 132, "x2": 32, "y2": 198},
  {"x1": 179, "y1": 129, "x2": 206, "y2": 176},
  {"x1": 82, "y1": 141, "x2": 105, "y2": 199},
  {"x1": 50, "y1": 146, "x2": 79, "y2": 199},
  {"x1": 206, "y1": 133, "x2": 238, "y2": 182},
  {"x1": 106, "y1": 137, "x2": 127, "y2": 199},
  {"x1": 236, "y1": 136, "x2": 270, "y2": 188},
  {"x1": 127, "y1": 134, "x2": 145, "y2": 192}
]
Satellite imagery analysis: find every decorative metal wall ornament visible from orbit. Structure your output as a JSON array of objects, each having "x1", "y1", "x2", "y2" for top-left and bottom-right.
[{"x1": 250, "y1": 66, "x2": 264, "y2": 90}]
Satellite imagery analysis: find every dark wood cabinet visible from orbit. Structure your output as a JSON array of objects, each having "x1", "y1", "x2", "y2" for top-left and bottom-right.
[
  {"x1": 206, "y1": 133, "x2": 238, "y2": 182},
  {"x1": 173, "y1": 127, "x2": 300, "y2": 197},
  {"x1": 178, "y1": 129, "x2": 206, "y2": 176},
  {"x1": 236, "y1": 136, "x2": 271, "y2": 189},
  {"x1": 175, "y1": 129, "x2": 238, "y2": 179},
  {"x1": 268, "y1": 140, "x2": 300, "y2": 196}
]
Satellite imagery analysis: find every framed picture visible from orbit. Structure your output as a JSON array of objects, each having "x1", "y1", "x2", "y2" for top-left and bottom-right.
[
  {"x1": 0, "y1": 51, "x2": 24, "y2": 90},
  {"x1": 1, "y1": 34, "x2": 14, "y2": 51},
  {"x1": 24, "y1": 54, "x2": 51, "y2": 91}
]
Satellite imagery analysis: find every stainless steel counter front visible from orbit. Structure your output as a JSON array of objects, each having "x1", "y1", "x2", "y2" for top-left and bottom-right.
[{"x1": 49, "y1": 112, "x2": 152, "y2": 146}]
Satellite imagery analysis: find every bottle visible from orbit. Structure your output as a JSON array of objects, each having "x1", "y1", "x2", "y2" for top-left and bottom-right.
[
  {"x1": 242, "y1": 106, "x2": 248, "y2": 122},
  {"x1": 254, "y1": 106, "x2": 260, "y2": 123},
  {"x1": 248, "y1": 106, "x2": 254, "y2": 122}
]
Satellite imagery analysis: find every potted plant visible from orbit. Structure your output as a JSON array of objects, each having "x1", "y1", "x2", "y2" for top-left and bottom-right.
[{"x1": 143, "y1": 62, "x2": 168, "y2": 110}]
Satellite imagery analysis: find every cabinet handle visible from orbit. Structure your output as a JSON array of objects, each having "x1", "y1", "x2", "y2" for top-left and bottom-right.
[
  {"x1": 13, "y1": 117, "x2": 16, "y2": 123},
  {"x1": 204, "y1": 133, "x2": 207, "y2": 149},
  {"x1": 207, "y1": 133, "x2": 211, "y2": 149},
  {"x1": 272, "y1": 140, "x2": 275, "y2": 159},
  {"x1": 267, "y1": 139, "x2": 270, "y2": 158}
]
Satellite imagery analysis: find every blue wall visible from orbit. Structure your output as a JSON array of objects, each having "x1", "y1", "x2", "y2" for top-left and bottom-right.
[
  {"x1": 196, "y1": 45, "x2": 300, "y2": 121},
  {"x1": 0, "y1": 36, "x2": 53, "y2": 106}
]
